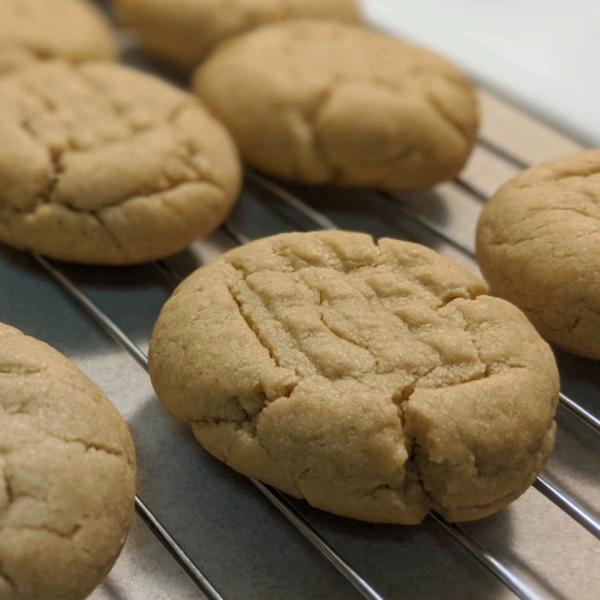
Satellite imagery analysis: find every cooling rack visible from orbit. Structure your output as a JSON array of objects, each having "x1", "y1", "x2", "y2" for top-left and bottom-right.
[{"x1": 2, "y1": 5, "x2": 600, "y2": 600}]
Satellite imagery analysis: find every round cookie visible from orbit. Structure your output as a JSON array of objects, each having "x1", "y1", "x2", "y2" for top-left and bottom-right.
[
  {"x1": 0, "y1": 0, "x2": 118, "y2": 75},
  {"x1": 193, "y1": 21, "x2": 479, "y2": 191},
  {"x1": 0, "y1": 60, "x2": 242, "y2": 265},
  {"x1": 148, "y1": 231, "x2": 558, "y2": 524},
  {"x1": 476, "y1": 149, "x2": 600, "y2": 360},
  {"x1": 0, "y1": 322, "x2": 136, "y2": 600},
  {"x1": 113, "y1": 0, "x2": 362, "y2": 68}
]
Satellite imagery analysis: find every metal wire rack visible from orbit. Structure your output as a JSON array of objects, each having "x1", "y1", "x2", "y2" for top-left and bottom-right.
[{"x1": 1, "y1": 6, "x2": 600, "y2": 600}]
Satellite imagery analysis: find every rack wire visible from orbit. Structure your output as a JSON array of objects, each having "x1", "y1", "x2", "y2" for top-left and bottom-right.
[{"x1": 1, "y1": 5, "x2": 599, "y2": 599}]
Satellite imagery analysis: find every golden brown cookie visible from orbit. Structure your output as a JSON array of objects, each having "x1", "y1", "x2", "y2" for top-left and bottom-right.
[
  {"x1": 193, "y1": 21, "x2": 479, "y2": 191},
  {"x1": 0, "y1": 322, "x2": 136, "y2": 600},
  {"x1": 0, "y1": 60, "x2": 242, "y2": 265},
  {"x1": 0, "y1": 0, "x2": 118, "y2": 74},
  {"x1": 476, "y1": 149, "x2": 600, "y2": 360},
  {"x1": 114, "y1": 0, "x2": 362, "y2": 68},
  {"x1": 148, "y1": 231, "x2": 558, "y2": 524}
]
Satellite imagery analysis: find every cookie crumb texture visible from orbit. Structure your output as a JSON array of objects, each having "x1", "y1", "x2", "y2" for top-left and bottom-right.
[
  {"x1": 0, "y1": 0, "x2": 118, "y2": 74},
  {"x1": 149, "y1": 231, "x2": 558, "y2": 524},
  {"x1": 0, "y1": 61, "x2": 241, "y2": 264},
  {"x1": 476, "y1": 149, "x2": 600, "y2": 360},
  {"x1": 193, "y1": 21, "x2": 479, "y2": 191},
  {"x1": 114, "y1": 0, "x2": 362, "y2": 67},
  {"x1": 0, "y1": 323, "x2": 136, "y2": 600}
]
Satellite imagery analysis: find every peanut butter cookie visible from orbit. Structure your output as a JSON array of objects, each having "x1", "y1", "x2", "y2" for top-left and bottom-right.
[
  {"x1": 114, "y1": 0, "x2": 361, "y2": 68},
  {"x1": 0, "y1": 0, "x2": 118, "y2": 74},
  {"x1": 477, "y1": 149, "x2": 600, "y2": 360},
  {"x1": 0, "y1": 322, "x2": 136, "y2": 600},
  {"x1": 0, "y1": 61, "x2": 241, "y2": 264},
  {"x1": 148, "y1": 231, "x2": 558, "y2": 524},
  {"x1": 193, "y1": 21, "x2": 479, "y2": 191}
]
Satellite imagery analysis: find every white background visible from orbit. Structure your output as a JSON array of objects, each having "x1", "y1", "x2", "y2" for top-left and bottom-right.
[{"x1": 365, "y1": 0, "x2": 599, "y2": 146}]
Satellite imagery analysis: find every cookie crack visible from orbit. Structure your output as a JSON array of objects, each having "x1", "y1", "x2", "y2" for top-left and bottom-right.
[
  {"x1": 92, "y1": 210, "x2": 124, "y2": 254},
  {"x1": 1, "y1": 427, "x2": 126, "y2": 461},
  {"x1": 329, "y1": 72, "x2": 403, "y2": 97},
  {"x1": 16, "y1": 112, "x2": 65, "y2": 213},
  {"x1": 458, "y1": 311, "x2": 527, "y2": 378},
  {"x1": 444, "y1": 302, "x2": 494, "y2": 379},
  {"x1": 76, "y1": 69, "x2": 153, "y2": 135},
  {"x1": 397, "y1": 304, "x2": 492, "y2": 394},
  {"x1": 297, "y1": 85, "x2": 343, "y2": 183},
  {"x1": 563, "y1": 298, "x2": 600, "y2": 332},
  {"x1": 1, "y1": 473, "x2": 41, "y2": 514},
  {"x1": 19, "y1": 115, "x2": 46, "y2": 146},
  {"x1": 228, "y1": 267, "x2": 322, "y2": 384},
  {"x1": 518, "y1": 167, "x2": 600, "y2": 190},
  {"x1": 0, "y1": 562, "x2": 16, "y2": 591},
  {"x1": 44, "y1": 156, "x2": 62, "y2": 205},
  {"x1": 18, "y1": 79, "x2": 58, "y2": 114},
  {"x1": 431, "y1": 482, "x2": 523, "y2": 514},
  {"x1": 176, "y1": 137, "x2": 226, "y2": 192},
  {"x1": 269, "y1": 243, "x2": 370, "y2": 274},
  {"x1": 255, "y1": 431, "x2": 279, "y2": 462},
  {"x1": 296, "y1": 77, "x2": 436, "y2": 182},
  {"x1": 317, "y1": 306, "x2": 384, "y2": 375},
  {"x1": 423, "y1": 86, "x2": 472, "y2": 145},
  {"x1": 166, "y1": 99, "x2": 197, "y2": 125},
  {"x1": 3, "y1": 472, "x2": 14, "y2": 505},
  {"x1": 227, "y1": 278, "x2": 285, "y2": 374},
  {"x1": 394, "y1": 380, "x2": 423, "y2": 497},
  {"x1": 76, "y1": 439, "x2": 125, "y2": 458},
  {"x1": 395, "y1": 379, "x2": 419, "y2": 409},
  {"x1": 526, "y1": 205, "x2": 600, "y2": 223},
  {"x1": 0, "y1": 362, "x2": 45, "y2": 376},
  {"x1": 2, "y1": 521, "x2": 83, "y2": 541},
  {"x1": 369, "y1": 483, "x2": 395, "y2": 495},
  {"x1": 192, "y1": 391, "x2": 262, "y2": 435}
]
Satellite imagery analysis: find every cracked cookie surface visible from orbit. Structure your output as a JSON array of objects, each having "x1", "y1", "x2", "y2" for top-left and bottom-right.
[
  {"x1": 0, "y1": 60, "x2": 241, "y2": 264},
  {"x1": 115, "y1": 0, "x2": 361, "y2": 68},
  {"x1": 193, "y1": 20, "x2": 479, "y2": 191},
  {"x1": 476, "y1": 149, "x2": 600, "y2": 360},
  {"x1": 148, "y1": 231, "x2": 558, "y2": 523},
  {"x1": 0, "y1": 0, "x2": 117, "y2": 74},
  {"x1": 0, "y1": 322, "x2": 136, "y2": 600}
]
